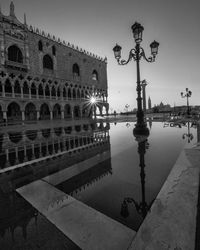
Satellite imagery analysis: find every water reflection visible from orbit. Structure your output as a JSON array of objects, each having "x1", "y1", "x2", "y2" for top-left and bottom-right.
[
  {"x1": 0, "y1": 120, "x2": 110, "y2": 249},
  {"x1": 182, "y1": 121, "x2": 194, "y2": 143},
  {"x1": 0, "y1": 121, "x2": 110, "y2": 171},
  {"x1": 121, "y1": 123, "x2": 154, "y2": 220}
]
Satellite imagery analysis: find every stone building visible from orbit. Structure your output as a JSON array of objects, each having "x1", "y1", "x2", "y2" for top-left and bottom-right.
[{"x1": 0, "y1": 2, "x2": 109, "y2": 123}]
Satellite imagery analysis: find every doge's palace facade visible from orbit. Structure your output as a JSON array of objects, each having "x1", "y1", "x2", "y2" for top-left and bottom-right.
[{"x1": 0, "y1": 2, "x2": 109, "y2": 123}]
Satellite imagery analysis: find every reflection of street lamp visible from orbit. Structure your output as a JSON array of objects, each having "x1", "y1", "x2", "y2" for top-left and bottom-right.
[
  {"x1": 121, "y1": 127, "x2": 154, "y2": 219},
  {"x1": 113, "y1": 22, "x2": 159, "y2": 132},
  {"x1": 182, "y1": 121, "x2": 193, "y2": 143},
  {"x1": 181, "y1": 88, "x2": 192, "y2": 116}
]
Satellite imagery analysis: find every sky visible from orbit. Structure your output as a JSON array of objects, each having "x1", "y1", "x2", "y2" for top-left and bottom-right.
[{"x1": 1, "y1": 0, "x2": 200, "y2": 112}]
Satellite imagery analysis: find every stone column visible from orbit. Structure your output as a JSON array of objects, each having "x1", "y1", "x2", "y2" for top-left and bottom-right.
[
  {"x1": 36, "y1": 87, "x2": 39, "y2": 99},
  {"x1": 61, "y1": 110, "x2": 64, "y2": 119},
  {"x1": 141, "y1": 80, "x2": 148, "y2": 113},
  {"x1": 31, "y1": 144, "x2": 35, "y2": 159},
  {"x1": 22, "y1": 111, "x2": 25, "y2": 121},
  {"x1": 29, "y1": 87, "x2": 31, "y2": 99},
  {"x1": 37, "y1": 110, "x2": 40, "y2": 120},
  {"x1": 21, "y1": 87, "x2": 23, "y2": 99},
  {"x1": 15, "y1": 147, "x2": 19, "y2": 164},
  {"x1": 5, "y1": 148, "x2": 10, "y2": 167},
  {"x1": 24, "y1": 145, "x2": 27, "y2": 162},
  {"x1": 2, "y1": 84, "x2": 5, "y2": 97},
  {"x1": 3, "y1": 111, "x2": 7, "y2": 122},
  {"x1": 50, "y1": 111, "x2": 53, "y2": 120},
  {"x1": 12, "y1": 85, "x2": 14, "y2": 98}
]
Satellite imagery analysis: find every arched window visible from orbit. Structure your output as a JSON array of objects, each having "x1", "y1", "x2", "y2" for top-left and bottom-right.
[
  {"x1": 5, "y1": 79, "x2": 12, "y2": 93},
  {"x1": 14, "y1": 81, "x2": 21, "y2": 94},
  {"x1": 38, "y1": 40, "x2": 43, "y2": 51},
  {"x1": 45, "y1": 85, "x2": 50, "y2": 97},
  {"x1": 92, "y1": 70, "x2": 98, "y2": 81},
  {"x1": 72, "y1": 63, "x2": 80, "y2": 77},
  {"x1": 23, "y1": 81, "x2": 29, "y2": 95},
  {"x1": 43, "y1": 54, "x2": 53, "y2": 70},
  {"x1": 8, "y1": 45, "x2": 23, "y2": 63},
  {"x1": 52, "y1": 45, "x2": 56, "y2": 56}
]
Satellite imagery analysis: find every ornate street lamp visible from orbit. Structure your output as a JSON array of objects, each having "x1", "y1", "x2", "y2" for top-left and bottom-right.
[
  {"x1": 181, "y1": 88, "x2": 192, "y2": 116},
  {"x1": 113, "y1": 22, "x2": 159, "y2": 134}
]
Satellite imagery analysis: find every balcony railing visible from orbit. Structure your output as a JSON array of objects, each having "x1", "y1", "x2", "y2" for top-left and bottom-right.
[
  {"x1": 1, "y1": 92, "x2": 107, "y2": 103},
  {"x1": 5, "y1": 60, "x2": 28, "y2": 72}
]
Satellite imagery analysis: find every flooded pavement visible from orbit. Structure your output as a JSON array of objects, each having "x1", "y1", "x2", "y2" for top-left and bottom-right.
[{"x1": 0, "y1": 119, "x2": 198, "y2": 249}]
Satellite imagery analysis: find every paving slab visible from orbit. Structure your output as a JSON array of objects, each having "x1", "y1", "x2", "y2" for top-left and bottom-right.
[
  {"x1": 17, "y1": 179, "x2": 135, "y2": 250},
  {"x1": 128, "y1": 145, "x2": 200, "y2": 250}
]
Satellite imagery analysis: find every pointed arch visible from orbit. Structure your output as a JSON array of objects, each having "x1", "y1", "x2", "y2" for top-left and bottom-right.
[
  {"x1": 45, "y1": 84, "x2": 50, "y2": 97},
  {"x1": 31, "y1": 82, "x2": 36, "y2": 96},
  {"x1": 72, "y1": 88, "x2": 76, "y2": 99},
  {"x1": 8, "y1": 45, "x2": 23, "y2": 63},
  {"x1": 43, "y1": 54, "x2": 53, "y2": 70},
  {"x1": 63, "y1": 86, "x2": 67, "y2": 98},
  {"x1": 53, "y1": 103, "x2": 61, "y2": 119},
  {"x1": 7, "y1": 102, "x2": 22, "y2": 121},
  {"x1": 38, "y1": 84, "x2": 44, "y2": 97},
  {"x1": 51, "y1": 85, "x2": 56, "y2": 97},
  {"x1": 14, "y1": 80, "x2": 21, "y2": 94},
  {"x1": 74, "y1": 105, "x2": 81, "y2": 118},
  {"x1": 67, "y1": 88, "x2": 71, "y2": 99},
  {"x1": 92, "y1": 70, "x2": 98, "y2": 81},
  {"x1": 38, "y1": 40, "x2": 43, "y2": 51},
  {"x1": 5, "y1": 79, "x2": 12, "y2": 93},
  {"x1": 25, "y1": 102, "x2": 37, "y2": 120},
  {"x1": 64, "y1": 104, "x2": 71, "y2": 119},
  {"x1": 23, "y1": 81, "x2": 29, "y2": 95},
  {"x1": 40, "y1": 103, "x2": 50, "y2": 120},
  {"x1": 72, "y1": 63, "x2": 80, "y2": 77}
]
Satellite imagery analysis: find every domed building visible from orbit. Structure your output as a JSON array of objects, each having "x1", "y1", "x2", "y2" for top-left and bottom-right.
[{"x1": 0, "y1": 2, "x2": 109, "y2": 124}]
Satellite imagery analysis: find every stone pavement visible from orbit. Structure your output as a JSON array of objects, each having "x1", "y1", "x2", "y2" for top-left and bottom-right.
[{"x1": 17, "y1": 180, "x2": 135, "y2": 250}]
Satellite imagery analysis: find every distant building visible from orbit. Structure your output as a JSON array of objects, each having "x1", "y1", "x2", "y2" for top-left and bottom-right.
[
  {"x1": 148, "y1": 96, "x2": 152, "y2": 110},
  {"x1": 153, "y1": 102, "x2": 171, "y2": 113},
  {"x1": 0, "y1": 2, "x2": 109, "y2": 123}
]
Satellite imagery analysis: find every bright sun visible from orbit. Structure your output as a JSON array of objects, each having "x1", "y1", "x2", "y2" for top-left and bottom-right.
[{"x1": 90, "y1": 96, "x2": 96, "y2": 104}]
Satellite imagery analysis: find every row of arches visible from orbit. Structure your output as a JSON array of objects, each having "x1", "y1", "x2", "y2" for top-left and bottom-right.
[
  {"x1": 7, "y1": 45, "x2": 99, "y2": 81},
  {"x1": 0, "y1": 78, "x2": 106, "y2": 101},
  {"x1": 0, "y1": 101, "x2": 108, "y2": 122},
  {"x1": 2, "y1": 123, "x2": 109, "y2": 145},
  {"x1": 0, "y1": 133, "x2": 109, "y2": 169}
]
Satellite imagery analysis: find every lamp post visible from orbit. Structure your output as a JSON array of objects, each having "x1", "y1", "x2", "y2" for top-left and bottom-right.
[
  {"x1": 113, "y1": 22, "x2": 159, "y2": 134},
  {"x1": 181, "y1": 88, "x2": 192, "y2": 116}
]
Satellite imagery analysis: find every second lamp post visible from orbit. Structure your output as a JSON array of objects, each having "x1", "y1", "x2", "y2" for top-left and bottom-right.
[
  {"x1": 113, "y1": 22, "x2": 159, "y2": 133},
  {"x1": 181, "y1": 88, "x2": 192, "y2": 116}
]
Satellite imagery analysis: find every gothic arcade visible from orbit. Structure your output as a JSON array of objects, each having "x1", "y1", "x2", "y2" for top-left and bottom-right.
[{"x1": 0, "y1": 2, "x2": 109, "y2": 123}]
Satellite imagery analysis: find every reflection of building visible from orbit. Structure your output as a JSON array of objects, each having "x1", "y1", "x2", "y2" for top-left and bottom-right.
[
  {"x1": 0, "y1": 121, "x2": 110, "y2": 188},
  {"x1": 0, "y1": 2, "x2": 109, "y2": 124},
  {"x1": 0, "y1": 120, "x2": 111, "y2": 244},
  {"x1": 0, "y1": 190, "x2": 38, "y2": 241},
  {"x1": 57, "y1": 156, "x2": 112, "y2": 196}
]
